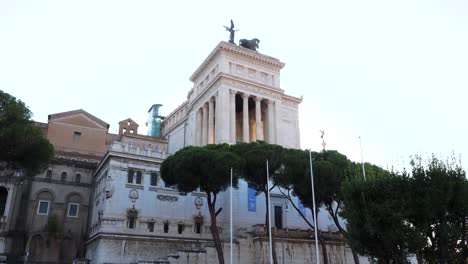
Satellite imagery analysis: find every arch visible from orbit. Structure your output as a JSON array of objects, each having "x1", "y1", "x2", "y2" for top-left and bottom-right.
[
  {"x1": 46, "y1": 169, "x2": 52, "y2": 181},
  {"x1": 60, "y1": 172, "x2": 67, "y2": 182},
  {"x1": 65, "y1": 192, "x2": 82, "y2": 204},
  {"x1": 0, "y1": 187, "x2": 8, "y2": 216},
  {"x1": 75, "y1": 174, "x2": 81, "y2": 184},
  {"x1": 29, "y1": 234, "x2": 44, "y2": 259},
  {"x1": 34, "y1": 189, "x2": 55, "y2": 201},
  {"x1": 59, "y1": 236, "x2": 76, "y2": 261}
]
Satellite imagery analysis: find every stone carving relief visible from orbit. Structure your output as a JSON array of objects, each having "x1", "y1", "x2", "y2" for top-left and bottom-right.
[
  {"x1": 194, "y1": 197, "x2": 203, "y2": 210},
  {"x1": 157, "y1": 195, "x2": 178, "y2": 202},
  {"x1": 104, "y1": 175, "x2": 114, "y2": 199},
  {"x1": 129, "y1": 189, "x2": 139, "y2": 203}
]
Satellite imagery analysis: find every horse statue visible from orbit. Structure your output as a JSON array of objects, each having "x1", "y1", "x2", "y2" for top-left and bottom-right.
[{"x1": 239, "y1": 38, "x2": 260, "y2": 51}]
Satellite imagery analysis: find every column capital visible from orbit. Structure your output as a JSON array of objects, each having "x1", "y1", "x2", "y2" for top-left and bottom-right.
[
  {"x1": 242, "y1": 93, "x2": 250, "y2": 99},
  {"x1": 267, "y1": 99, "x2": 275, "y2": 105},
  {"x1": 255, "y1": 96, "x2": 262, "y2": 102},
  {"x1": 230, "y1": 89, "x2": 237, "y2": 96}
]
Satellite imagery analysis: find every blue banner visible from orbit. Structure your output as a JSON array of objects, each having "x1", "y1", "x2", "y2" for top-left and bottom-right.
[
  {"x1": 298, "y1": 198, "x2": 306, "y2": 216},
  {"x1": 248, "y1": 187, "x2": 256, "y2": 212}
]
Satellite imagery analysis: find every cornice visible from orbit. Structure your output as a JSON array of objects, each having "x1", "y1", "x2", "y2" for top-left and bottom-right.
[{"x1": 190, "y1": 41, "x2": 285, "y2": 82}]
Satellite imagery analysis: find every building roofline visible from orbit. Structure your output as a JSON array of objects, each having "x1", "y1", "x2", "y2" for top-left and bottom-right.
[{"x1": 48, "y1": 109, "x2": 109, "y2": 129}]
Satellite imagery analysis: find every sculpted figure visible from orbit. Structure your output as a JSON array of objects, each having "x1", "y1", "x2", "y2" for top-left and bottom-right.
[
  {"x1": 239, "y1": 38, "x2": 260, "y2": 51},
  {"x1": 224, "y1": 19, "x2": 239, "y2": 44}
]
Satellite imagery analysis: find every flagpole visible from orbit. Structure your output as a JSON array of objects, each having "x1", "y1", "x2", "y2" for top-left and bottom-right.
[
  {"x1": 359, "y1": 136, "x2": 367, "y2": 181},
  {"x1": 266, "y1": 160, "x2": 273, "y2": 264},
  {"x1": 309, "y1": 150, "x2": 320, "y2": 264},
  {"x1": 230, "y1": 167, "x2": 233, "y2": 264}
]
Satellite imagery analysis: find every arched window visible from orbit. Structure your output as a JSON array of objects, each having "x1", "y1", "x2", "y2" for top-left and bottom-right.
[
  {"x1": 136, "y1": 171, "x2": 142, "y2": 184},
  {"x1": 127, "y1": 169, "x2": 134, "y2": 184},
  {"x1": 0, "y1": 187, "x2": 8, "y2": 216},
  {"x1": 75, "y1": 174, "x2": 81, "y2": 184},
  {"x1": 46, "y1": 170, "x2": 52, "y2": 181},
  {"x1": 36, "y1": 190, "x2": 54, "y2": 216},
  {"x1": 61, "y1": 172, "x2": 67, "y2": 183},
  {"x1": 150, "y1": 172, "x2": 158, "y2": 186}
]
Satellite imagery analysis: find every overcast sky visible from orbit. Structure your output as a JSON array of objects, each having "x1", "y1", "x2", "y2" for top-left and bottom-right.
[{"x1": 1, "y1": 0, "x2": 467, "y2": 170}]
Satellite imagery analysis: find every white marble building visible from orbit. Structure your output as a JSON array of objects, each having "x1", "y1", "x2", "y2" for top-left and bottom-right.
[{"x1": 86, "y1": 42, "x2": 357, "y2": 263}]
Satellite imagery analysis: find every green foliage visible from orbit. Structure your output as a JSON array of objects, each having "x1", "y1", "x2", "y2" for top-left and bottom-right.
[
  {"x1": 342, "y1": 175, "x2": 416, "y2": 263},
  {"x1": 161, "y1": 144, "x2": 243, "y2": 194},
  {"x1": 342, "y1": 155, "x2": 468, "y2": 263},
  {"x1": 0, "y1": 90, "x2": 53, "y2": 175},
  {"x1": 230, "y1": 142, "x2": 285, "y2": 193},
  {"x1": 406, "y1": 155, "x2": 468, "y2": 263},
  {"x1": 160, "y1": 144, "x2": 243, "y2": 264}
]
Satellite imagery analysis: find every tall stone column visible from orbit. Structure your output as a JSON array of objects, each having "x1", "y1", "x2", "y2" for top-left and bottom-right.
[
  {"x1": 255, "y1": 97, "x2": 262, "y2": 141},
  {"x1": 195, "y1": 109, "x2": 202, "y2": 146},
  {"x1": 242, "y1": 94, "x2": 250, "y2": 142},
  {"x1": 230, "y1": 90, "x2": 236, "y2": 143},
  {"x1": 202, "y1": 104, "x2": 208, "y2": 146},
  {"x1": 208, "y1": 97, "x2": 214, "y2": 144},
  {"x1": 267, "y1": 100, "x2": 275, "y2": 144}
]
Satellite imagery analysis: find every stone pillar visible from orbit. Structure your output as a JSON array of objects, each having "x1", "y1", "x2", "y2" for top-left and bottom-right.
[
  {"x1": 195, "y1": 109, "x2": 202, "y2": 146},
  {"x1": 255, "y1": 97, "x2": 262, "y2": 141},
  {"x1": 216, "y1": 87, "x2": 231, "y2": 143},
  {"x1": 242, "y1": 94, "x2": 249, "y2": 142},
  {"x1": 208, "y1": 98, "x2": 214, "y2": 144},
  {"x1": 267, "y1": 100, "x2": 275, "y2": 144},
  {"x1": 230, "y1": 90, "x2": 236, "y2": 143},
  {"x1": 202, "y1": 104, "x2": 208, "y2": 146}
]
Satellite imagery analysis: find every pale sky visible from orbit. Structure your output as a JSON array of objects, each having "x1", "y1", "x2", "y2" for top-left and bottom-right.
[{"x1": 1, "y1": 0, "x2": 467, "y2": 170}]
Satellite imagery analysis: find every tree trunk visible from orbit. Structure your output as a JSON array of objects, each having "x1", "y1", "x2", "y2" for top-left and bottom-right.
[
  {"x1": 264, "y1": 191, "x2": 278, "y2": 264},
  {"x1": 207, "y1": 193, "x2": 225, "y2": 264},
  {"x1": 351, "y1": 249, "x2": 360, "y2": 264},
  {"x1": 329, "y1": 208, "x2": 360, "y2": 264},
  {"x1": 439, "y1": 215, "x2": 448, "y2": 264},
  {"x1": 416, "y1": 251, "x2": 423, "y2": 264}
]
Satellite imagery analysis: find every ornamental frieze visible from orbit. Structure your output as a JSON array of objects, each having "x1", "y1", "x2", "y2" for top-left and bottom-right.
[{"x1": 157, "y1": 194, "x2": 178, "y2": 202}]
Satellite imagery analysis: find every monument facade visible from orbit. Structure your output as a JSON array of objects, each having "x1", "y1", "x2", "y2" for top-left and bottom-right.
[{"x1": 85, "y1": 42, "x2": 357, "y2": 263}]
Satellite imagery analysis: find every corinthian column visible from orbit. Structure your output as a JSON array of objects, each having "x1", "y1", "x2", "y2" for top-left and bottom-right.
[
  {"x1": 208, "y1": 97, "x2": 214, "y2": 144},
  {"x1": 242, "y1": 94, "x2": 250, "y2": 142},
  {"x1": 267, "y1": 100, "x2": 275, "y2": 144},
  {"x1": 202, "y1": 104, "x2": 208, "y2": 146},
  {"x1": 196, "y1": 109, "x2": 202, "y2": 146},
  {"x1": 255, "y1": 97, "x2": 262, "y2": 141},
  {"x1": 230, "y1": 90, "x2": 236, "y2": 143}
]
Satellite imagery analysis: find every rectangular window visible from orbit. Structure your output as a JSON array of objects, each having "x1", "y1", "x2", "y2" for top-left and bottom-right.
[
  {"x1": 37, "y1": 200, "x2": 50, "y2": 215},
  {"x1": 136, "y1": 171, "x2": 142, "y2": 184},
  {"x1": 73, "y1": 131, "x2": 81, "y2": 142},
  {"x1": 274, "y1": 205, "x2": 283, "y2": 229},
  {"x1": 163, "y1": 222, "x2": 169, "y2": 233},
  {"x1": 178, "y1": 224, "x2": 184, "y2": 234},
  {"x1": 195, "y1": 222, "x2": 202, "y2": 234},
  {"x1": 128, "y1": 216, "x2": 136, "y2": 229},
  {"x1": 15, "y1": 168, "x2": 23, "y2": 176},
  {"x1": 127, "y1": 169, "x2": 134, "y2": 184},
  {"x1": 150, "y1": 172, "x2": 158, "y2": 186},
  {"x1": 67, "y1": 203, "x2": 79, "y2": 217},
  {"x1": 148, "y1": 222, "x2": 154, "y2": 232}
]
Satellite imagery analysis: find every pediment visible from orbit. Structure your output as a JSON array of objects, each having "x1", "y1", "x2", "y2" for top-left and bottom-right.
[{"x1": 48, "y1": 109, "x2": 109, "y2": 130}]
